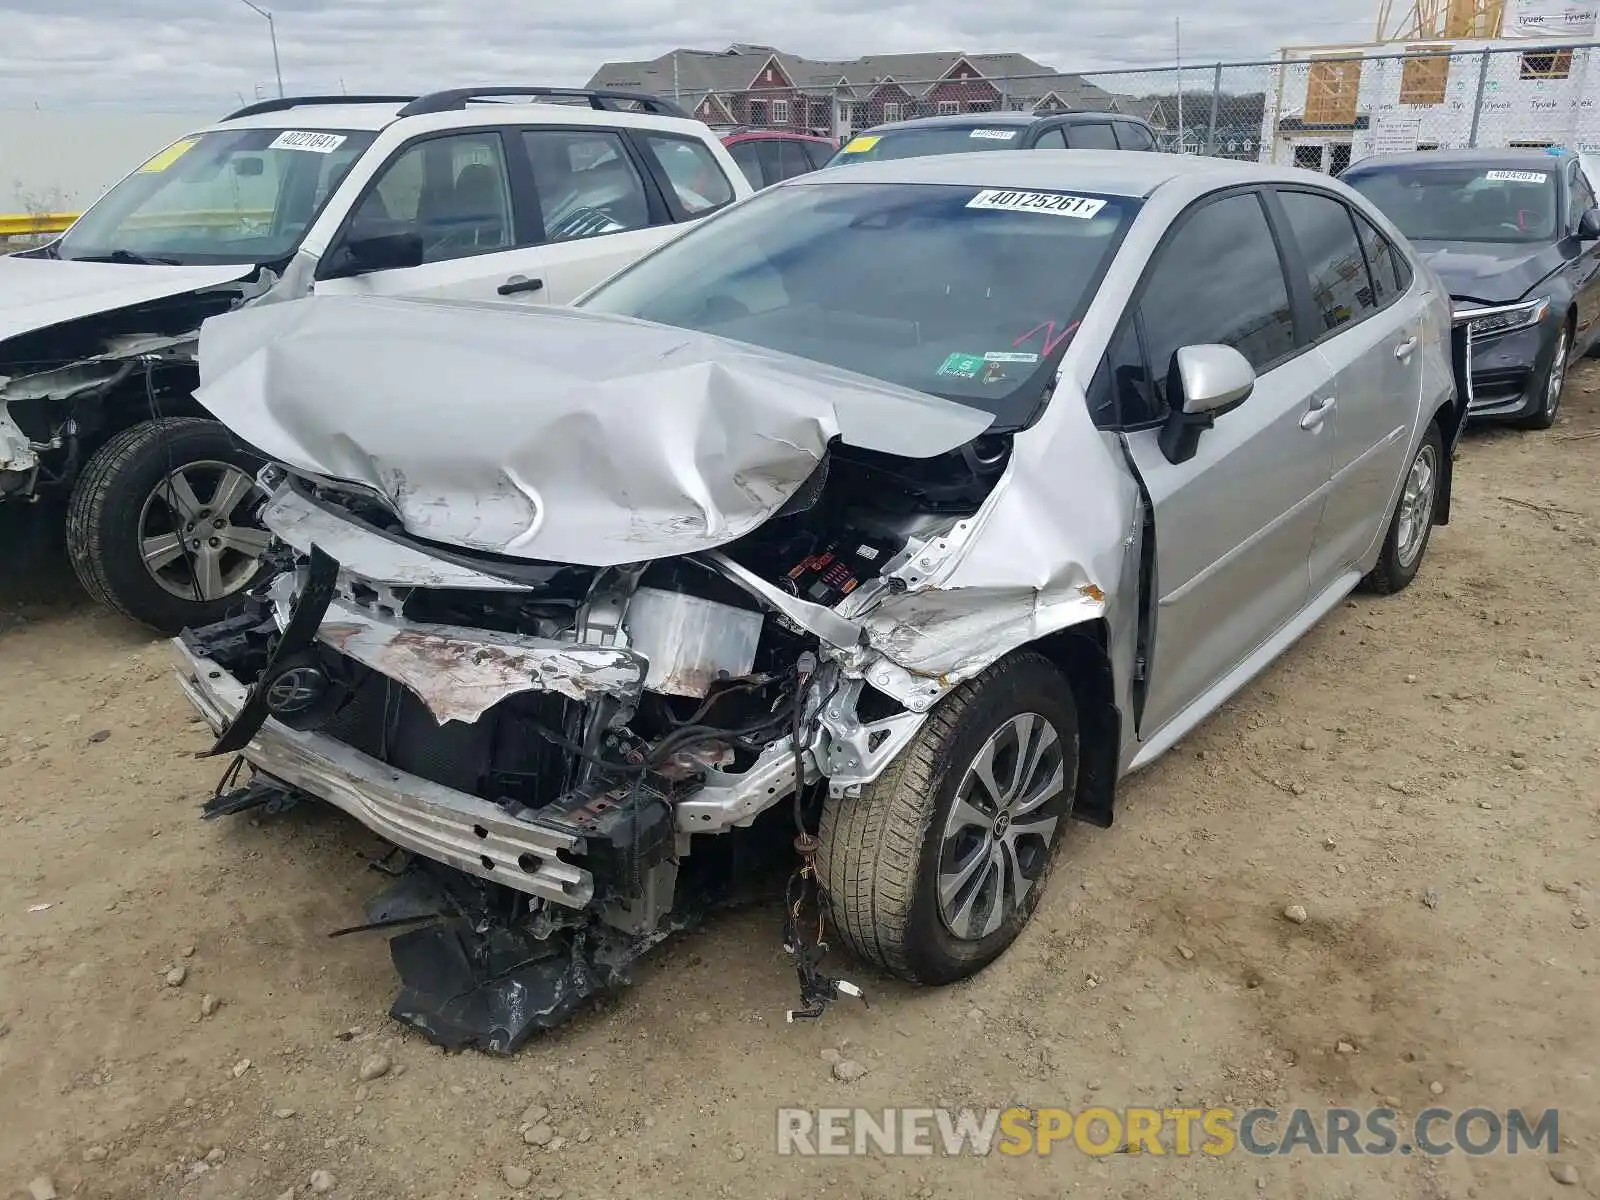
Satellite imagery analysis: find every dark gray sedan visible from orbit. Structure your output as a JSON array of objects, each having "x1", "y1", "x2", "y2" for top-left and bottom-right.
[{"x1": 1342, "y1": 148, "x2": 1600, "y2": 429}]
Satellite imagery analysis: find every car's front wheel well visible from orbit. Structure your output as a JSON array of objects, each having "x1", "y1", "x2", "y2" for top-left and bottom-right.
[{"x1": 1026, "y1": 619, "x2": 1119, "y2": 829}]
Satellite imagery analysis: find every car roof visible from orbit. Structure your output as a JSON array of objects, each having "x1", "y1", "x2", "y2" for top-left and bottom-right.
[
  {"x1": 798, "y1": 149, "x2": 1292, "y2": 199},
  {"x1": 1345, "y1": 147, "x2": 1574, "y2": 173},
  {"x1": 859, "y1": 109, "x2": 1150, "y2": 137}
]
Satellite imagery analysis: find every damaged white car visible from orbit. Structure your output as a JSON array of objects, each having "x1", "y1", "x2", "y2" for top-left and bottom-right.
[
  {"x1": 173, "y1": 153, "x2": 1467, "y2": 1050},
  {"x1": 2, "y1": 87, "x2": 746, "y2": 632}
]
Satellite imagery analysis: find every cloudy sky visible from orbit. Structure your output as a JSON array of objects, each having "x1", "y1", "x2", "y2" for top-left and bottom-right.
[{"x1": 0, "y1": 0, "x2": 1378, "y2": 112}]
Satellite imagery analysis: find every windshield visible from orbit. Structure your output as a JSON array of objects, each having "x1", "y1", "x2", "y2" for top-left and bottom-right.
[
  {"x1": 580, "y1": 181, "x2": 1136, "y2": 425},
  {"x1": 56, "y1": 127, "x2": 376, "y2": 265},
  {"x1": 826, "y1": 125, "x2": 1026, "y2": 167},
  {"x1": 1343, "y1": 163, "x2": 1559, "y2": 243}
]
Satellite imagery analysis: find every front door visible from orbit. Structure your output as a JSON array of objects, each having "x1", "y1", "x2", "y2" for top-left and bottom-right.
[
  {"x1": 1118, "y1": 190, "x2": 1336, "y2": 738},
  {"x1": 314, "y1": 129, "x2": 552, "y2": 303},
  {"x1": 1564, "y1": 160, "x2": 1600, "y2": 350}
]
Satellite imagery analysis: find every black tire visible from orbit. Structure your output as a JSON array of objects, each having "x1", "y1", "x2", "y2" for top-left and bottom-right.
[
  {"x1": 1361, "y1": 422, "x2": 1443, "y2": 596},
  {"x1": 817, "y1": 652, "x2": 1079, "y2": 985},
  {"x1": 66, "y1": 417, "x2": 267, "y2": 634},
  {"x1": 1515, "y1": 318, "x2": 1571, "y2": 430}
]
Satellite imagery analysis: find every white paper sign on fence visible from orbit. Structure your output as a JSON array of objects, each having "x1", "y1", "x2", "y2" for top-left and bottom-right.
[{"x1": 1372, "y1": 114, "x2": 1424, "y2": 155}]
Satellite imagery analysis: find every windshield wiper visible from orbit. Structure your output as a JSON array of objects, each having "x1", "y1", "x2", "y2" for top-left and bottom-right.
[{"x1": 69, "y1": 249, "x2": 182, "y2": 266}]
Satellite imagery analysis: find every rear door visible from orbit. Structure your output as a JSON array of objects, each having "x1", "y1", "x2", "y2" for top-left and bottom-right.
[
  {"x1": 1271, "y1": 187, "x2": 1422, "y2": 587},
  {"x1": 517, "y1": 126, "x2": 679, "y2": 303},
  {"x1": 1118, "y1": 189, "x2": 1336, "y2": 737}
]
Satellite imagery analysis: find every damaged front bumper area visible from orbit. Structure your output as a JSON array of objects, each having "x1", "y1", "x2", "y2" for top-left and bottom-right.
[{"x1": 171, "y1": 478, "x2": 967, "y2": 1048}]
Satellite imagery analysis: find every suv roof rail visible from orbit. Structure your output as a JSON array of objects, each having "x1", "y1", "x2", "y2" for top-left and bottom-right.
[
  {"x1": 396, "y1": 87, "x2": 692, "y2": 120},
  {"x1": 223, "y1": 94, "x2": 419, "y2": 121}
]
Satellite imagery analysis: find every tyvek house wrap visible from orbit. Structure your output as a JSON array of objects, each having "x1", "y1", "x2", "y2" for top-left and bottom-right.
[{"x1": 194, "y1": 294, "x2": 996, "y2": 566}]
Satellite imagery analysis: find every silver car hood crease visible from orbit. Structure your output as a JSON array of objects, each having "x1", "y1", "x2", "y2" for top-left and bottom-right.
[{"x1": 195, "y1": 295, "x2": 996, "y2": 566}]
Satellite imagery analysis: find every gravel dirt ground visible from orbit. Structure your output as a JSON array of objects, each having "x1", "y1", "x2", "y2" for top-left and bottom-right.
[{"x1": 2, "y1": 371, "x2": 1598, "y2": 1200}]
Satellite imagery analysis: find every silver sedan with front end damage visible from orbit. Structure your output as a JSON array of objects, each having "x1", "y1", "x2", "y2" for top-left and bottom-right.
[{"x1": 172, "y1": 152, "x2": 1466, "y2": 1049}]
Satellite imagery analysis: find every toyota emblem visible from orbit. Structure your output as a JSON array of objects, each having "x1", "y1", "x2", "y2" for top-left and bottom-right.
[{"x1": 265, "y1": 665, "x2": 328, "y2": 716}]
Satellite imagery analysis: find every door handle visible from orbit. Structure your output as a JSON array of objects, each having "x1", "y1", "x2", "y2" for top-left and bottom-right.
[
  {"x1": 1394, "y1": 335, "x2": 1418, "y2": 360},
  {"x1": 1300, "y1": 396, "x2": 1336, "y2": 430},
  {"x1": 497, "y1": 275, "x2": 545, "y2": 296}
]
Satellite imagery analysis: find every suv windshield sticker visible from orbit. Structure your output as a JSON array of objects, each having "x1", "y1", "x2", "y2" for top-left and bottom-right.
[
  {"x1": 1485, "y1": 169, "x2": 1548, "y2": 184},
  {"x1": 967, "y1": 189, "x2": 1107, "y2": 218},
  {"x1": 937, "y1": 352, "x2": 986, "y2": 379},
  {"x1": 269, "y1": 130, "x2": 349, "y2": 154},
  {"x1": 841, "y1": 135, "x2": 880, "y2": 153},
  {"x1": 969, "y1": 129, "x2": 1020, "y2": 140},
  {"x1": 138, "y1": 139, "x2": 197, "y2": 173},
  {"x1": 983, "y1": 351, "x2": 1039, "y2": 363}
]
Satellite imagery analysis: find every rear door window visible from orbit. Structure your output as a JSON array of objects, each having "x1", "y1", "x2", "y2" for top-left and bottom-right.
[
  {"x1": 1276, "y1": 189, "x2": 1381, "y2": 337},
  {"x1": 521, "y1": 129, "x2": 651, "y2": 242},
  {"x1": 1352, "y1": 209, "x2": 1409, "y2": 302},
  {"x1": 1032, "y1": 127, "x2": 1069, "y2": 149},
  {"x1": 637, "y1": 132, "x2": 737, "y2": 218},
  {"x1": 1114, "y1": 122, "x2": 1157, "y2": 151},
  {"x1": 1067, "y1": 122, "x2": 1118, "y2": 150}
]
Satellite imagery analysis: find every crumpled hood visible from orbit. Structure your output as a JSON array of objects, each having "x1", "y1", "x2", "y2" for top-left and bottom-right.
[
  {"x1": 196, "y1": 294, "x2": 995, "y2": 566},
  {"x1": 0, "y1": 254, "x2": 256, "y2": 345},
  {"x1": 1412, "y1": 239, "x2": 1565, "y2": 306}
]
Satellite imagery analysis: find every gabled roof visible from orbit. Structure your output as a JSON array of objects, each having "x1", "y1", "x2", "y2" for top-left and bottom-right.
[{"x1": 584, "y1": 45, "x2": 1120, "y2": 108}]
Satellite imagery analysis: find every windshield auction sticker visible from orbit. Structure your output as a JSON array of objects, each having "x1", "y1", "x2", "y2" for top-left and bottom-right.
[
  {"x1": 967, "y1": 189, "x2": 1107, "y2": 218},
  {"x1": 269, "y1": 130, "x2": 349, "y2": 154},
  {"x1": 969, "y1": 128, "x2": 1020, "y2": 140},
  {"x1": 842, "y1": 135, "x2": 880, "y2": 153},
  {"x1": 138, "y1": 139, "x2": 197, "y2": 173},
  {"x1": 1485, "y1": 170, "x2": 1548, "y2": 183}
]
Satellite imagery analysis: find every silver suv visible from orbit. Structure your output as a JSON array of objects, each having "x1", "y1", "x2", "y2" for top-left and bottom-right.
[{"x1": 0, "y1": 87, "x2": 750, "y2": 631}]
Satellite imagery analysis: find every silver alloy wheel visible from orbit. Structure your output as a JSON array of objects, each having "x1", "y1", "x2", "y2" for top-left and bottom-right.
[
  {"x1": 137, "y1": 461, "x2": 270, "y2": 601},
  {"x1": 936, "y1": 712, "x2": 1066, "y2": 941},
  {"x1": 1395, "y1": 441, "x2": 1438, "y2": 570},
  {"x1": 1545, "y1": 325, "x2": 1569, "y2": 419}
]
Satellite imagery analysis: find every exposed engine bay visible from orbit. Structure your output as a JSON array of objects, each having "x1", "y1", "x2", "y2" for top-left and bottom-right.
[
  {"x1": 177, "y1": 436, "x2": 1019, "y2": 1050},
  {"x1": 0, "y1": 257, "x2": 270, "y2": 500}
]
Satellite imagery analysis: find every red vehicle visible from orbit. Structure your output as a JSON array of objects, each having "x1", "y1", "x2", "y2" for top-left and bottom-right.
[{"x1": 719, "y1": 129, "x2": 837, "y2": 189}]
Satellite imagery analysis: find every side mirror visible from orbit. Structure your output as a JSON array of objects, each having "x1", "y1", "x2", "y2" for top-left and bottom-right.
[
  {"x1": 1579, "y1": 207, "x2": 1600, "y2": 240},
  {"x1": 1158, "y1": 344, "x2": 1256, "y2": 465},
  {"x1": 321, "y1": 224, "x2": 424, "y2": 279}
]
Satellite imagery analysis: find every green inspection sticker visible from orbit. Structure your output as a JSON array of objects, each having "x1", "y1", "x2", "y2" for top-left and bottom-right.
[{"x1": 938, "y1": 352, "x2": 986, "y2": 379}]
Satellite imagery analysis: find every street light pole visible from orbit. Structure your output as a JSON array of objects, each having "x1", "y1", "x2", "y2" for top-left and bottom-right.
[{"x1": 235, "y1": 0, "x2": 284, "y2": 98}]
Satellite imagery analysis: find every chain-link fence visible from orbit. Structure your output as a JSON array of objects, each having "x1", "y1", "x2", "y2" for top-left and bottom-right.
[{"x1": 678, "y1": 42, "x2": 1600, "y2": 174}]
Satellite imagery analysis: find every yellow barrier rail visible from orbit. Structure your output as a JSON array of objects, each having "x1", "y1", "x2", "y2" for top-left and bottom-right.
[
  {"x1": 0, "y1": 212, "x2": 78, "y2": 237},
  {"x1": 0, "y1": 209, "x2": 287, "y2": 239}
]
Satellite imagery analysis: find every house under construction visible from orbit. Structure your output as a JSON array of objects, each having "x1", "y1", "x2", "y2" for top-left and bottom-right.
[{"x1": 1263, "y1": 0, "x2": 1600, "y2": 172}]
